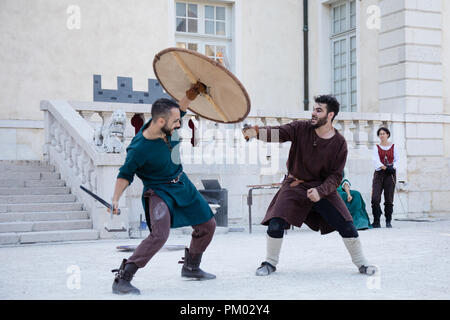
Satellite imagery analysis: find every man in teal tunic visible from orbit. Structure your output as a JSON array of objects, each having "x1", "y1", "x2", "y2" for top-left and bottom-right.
[{"x1": 110, "y1": 83, "x2": 217, "y2": 295}]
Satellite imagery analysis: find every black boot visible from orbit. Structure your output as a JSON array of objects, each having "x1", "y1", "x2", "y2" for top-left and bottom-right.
[
  {"x1": 385, "y1": 205, "x2": 393, "y2": 228},
  {"x1": 179, "y1": 248, "x2": 216, "y2": 280},
  {"x1": 371, "y1": 205, "x2": 382, "y2": 228},
  {"x1": 112, "y1": 259, "x2": 140, "y2": 295}
]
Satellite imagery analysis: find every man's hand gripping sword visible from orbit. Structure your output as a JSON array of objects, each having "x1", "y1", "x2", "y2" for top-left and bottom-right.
[
  {"x1": 242, "y1": 123, "x2": 259, "y2": 141},
  {"x1": 80, "y1": 185, "x2": 121, "y2": 215}
]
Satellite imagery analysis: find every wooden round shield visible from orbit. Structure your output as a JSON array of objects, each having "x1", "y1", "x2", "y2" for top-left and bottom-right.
[{"x1": 153, "y1": 47, "x2": 251, "y2": 123}]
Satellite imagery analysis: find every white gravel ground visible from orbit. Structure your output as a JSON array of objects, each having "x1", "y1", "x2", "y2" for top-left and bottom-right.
[{"x1": 0, "y1": 219, "x2": 449, "y2": 300}]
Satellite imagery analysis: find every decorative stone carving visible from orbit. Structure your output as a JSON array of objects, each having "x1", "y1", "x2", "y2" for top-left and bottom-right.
[{"x1": 93, "y1": 109, "x2": 126, "y2": 153}]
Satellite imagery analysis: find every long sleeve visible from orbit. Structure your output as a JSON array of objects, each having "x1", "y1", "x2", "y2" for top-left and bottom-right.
[
  {"x1": 373, "y1": 146, "x2": 384, "y2": 171},
  {"x1": 393, "y1": 145, "x2": 399, "y2": 169},
  {"x1": 316, "y1": 139, "x2": 348, "y2": 199},
  {"x1": 257, "y1": 120, "x2": 303, "y2": 143},
  {"x1": 117, "y1": 148, "x2": 141, "y2": 184}
]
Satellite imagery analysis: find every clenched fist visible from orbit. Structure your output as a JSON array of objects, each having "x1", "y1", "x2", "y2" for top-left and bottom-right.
[
  {"x1": 307, "y1": 188, "x2": 320, "y2": 202},
  {"x1": 242, "y1": 124, "x2": 259, "y2": 141}
]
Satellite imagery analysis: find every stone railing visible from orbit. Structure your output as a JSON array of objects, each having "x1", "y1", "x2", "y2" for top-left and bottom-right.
[{"x1": 40, "y1": 100, "x2": 130, "y2": 239}]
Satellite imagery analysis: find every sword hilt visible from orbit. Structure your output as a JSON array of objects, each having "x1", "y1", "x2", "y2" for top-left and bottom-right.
[
  {"x1": 79, "y1": 185, "x2": 121, "y2": 215},
  {"x1": 111, "y1": 206, "x2": 121, "y2": 216}
]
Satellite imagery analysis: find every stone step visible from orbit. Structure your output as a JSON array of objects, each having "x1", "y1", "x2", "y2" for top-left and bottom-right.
[
  {"x1": 1, "y1": 172, "x2": 40, "y2": 180},
  {"x1": 0, "y1": 211, "x2": 89, "y2": 223},
  {"x1": 0, "y1": 179, "x2": 66, "y2": 188},
  {"x1": 0, "y1": 161, "x2": 55, "y2": 172},
  {"x1": 0, "y1": 161, "x2": 99, "y2": 245},
  {"x1": 0, "y1": 166, "x2": 55, "y2": 172},
  {"x1": 0, "y1": 202, "x2": 83, "y2": 213},
  {"x1": 0, "y1": 229, "x2": 99, "y2": 245},
  {"x1": 0, "y1": 172, "x2": 60, "y2": 180},
  {"x1": 25, "y1": 180, "x2": 66, "y2": 187},
  {"x1": 0, "y1": 219, "x2": 93, "y2": 233},
  {"x1": 0, "y1": 187, "x2": 70, "y2": 195},
  {"x1": 0, "y1": 180, "x2": 66, "y2": 188},
  {"x1": 0, "y1": 194, "x2": 76, "y2": 204}
]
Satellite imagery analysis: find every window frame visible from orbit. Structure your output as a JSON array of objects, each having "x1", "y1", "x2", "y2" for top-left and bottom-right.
[
  {"x1": 330, "y1": 0, "x2": 357, "y2": 112},
  {"x1": 174, "y1": 1, "x2": 233, "y2": 71}
]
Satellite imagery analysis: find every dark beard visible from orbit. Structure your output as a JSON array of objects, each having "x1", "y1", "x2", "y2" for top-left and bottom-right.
[
  {"x1": 161, "y1": 125, "x2": 172, "y2": 136},
  {"x1": 311, "y1": 116, "x2": 327, "y2": 129}
]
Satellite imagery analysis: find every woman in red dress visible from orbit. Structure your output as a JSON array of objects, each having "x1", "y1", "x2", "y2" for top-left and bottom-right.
[{"x1": 371, "y1": 127, "x2": 399, "y2": 228}]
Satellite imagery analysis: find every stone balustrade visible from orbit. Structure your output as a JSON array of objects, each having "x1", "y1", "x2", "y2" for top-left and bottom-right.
[{"x1": 40, "y1": 100, "x2": 129, "y2": 239}]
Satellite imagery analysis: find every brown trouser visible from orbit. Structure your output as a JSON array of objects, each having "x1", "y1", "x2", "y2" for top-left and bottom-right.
[
  {"x1": 371, "y1": 170, "x2": 396, "y2": 221},
  {"x1": 127, "y1": 193, "x2": 216, "y2": 268}
]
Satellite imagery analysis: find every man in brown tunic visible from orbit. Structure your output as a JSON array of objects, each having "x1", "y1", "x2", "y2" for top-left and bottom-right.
[{"x1": 243, "y1": 95, "x2": 378, "y2": 276}]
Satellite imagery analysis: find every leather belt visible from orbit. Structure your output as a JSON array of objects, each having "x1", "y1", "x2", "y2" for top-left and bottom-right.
[
  {"x1": 287, "y1": 173, "x2": 305, "y2": 187},
  {"x1": 166, "y1": 171, "x2": 183, "y2": 184}
]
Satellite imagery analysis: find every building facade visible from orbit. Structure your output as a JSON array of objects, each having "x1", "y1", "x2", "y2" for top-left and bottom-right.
[{"x1": 1, "y1": 0, "x2": 449, "y2": 231}]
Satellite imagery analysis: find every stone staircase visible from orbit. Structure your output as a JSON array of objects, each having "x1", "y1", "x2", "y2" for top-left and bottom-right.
[{"x1": 0, "y1": 161, "x2": 99, "y2": 245}]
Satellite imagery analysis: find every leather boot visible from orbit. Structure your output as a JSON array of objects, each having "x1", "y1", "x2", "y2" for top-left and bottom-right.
[
  {"x1": 385, "y1": 205, "x2": 393, "y2": 228},
  {"x1": 179, "y1": 248, "x2": 216, "y2": 280},
  {"x1": 112, "y1": 259, "x2": 140, "y2": 295},
  {"x1": 371, "y1": 205, "x2": 382, "y2": 228}
]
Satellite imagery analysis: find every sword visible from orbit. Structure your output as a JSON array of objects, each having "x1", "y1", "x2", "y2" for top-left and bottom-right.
[{"x1": 80, "y1": 185, "x2": 121, "y2": 215}]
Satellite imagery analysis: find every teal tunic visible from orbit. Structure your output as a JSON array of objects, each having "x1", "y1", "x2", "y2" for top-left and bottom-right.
[
  {"x1": 117, "y1": 111, "x2": 213, "y2": 228},
  {"x1": 337, "y1": 178, "x2": 372, "y2": 230}
]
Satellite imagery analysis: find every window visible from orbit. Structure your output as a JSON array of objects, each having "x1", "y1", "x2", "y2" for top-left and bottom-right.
[
  {"x1": 330, "y1": 0, "x2": 357, "y2": 112},
  {"x1": 205, "y1": 5, "x2": 226, "y2": 36},
  {"x1": 205, "y1": 44, "x2": 226, "y2": 64},
  {"x1": 175, "y1": 1, "x2": 232, "y2": 70},
  {"x1": 176, "y1": 3, "x2": 198, "y2": 33}
]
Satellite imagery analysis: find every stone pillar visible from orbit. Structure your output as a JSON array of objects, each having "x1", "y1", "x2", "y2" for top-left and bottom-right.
[
  {"x1": 378, "y1": 0, "x2": 443, "y2": 114},
  {"x1": 378, "y1": 0, "x2": 446, "y2": 217}
]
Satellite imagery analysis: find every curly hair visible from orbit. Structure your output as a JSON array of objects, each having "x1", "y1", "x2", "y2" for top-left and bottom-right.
[{"x1": 314, "y1": 95, "x2": 340, "y2": 121}]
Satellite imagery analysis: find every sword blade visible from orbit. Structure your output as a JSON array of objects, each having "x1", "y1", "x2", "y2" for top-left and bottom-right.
[{"x1": 80, "y1": 185, "x2": 120, "y2": 214}]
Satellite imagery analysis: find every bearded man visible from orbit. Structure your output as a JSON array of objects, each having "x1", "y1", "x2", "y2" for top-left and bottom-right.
[
  {"x1": 242, "y1": 95, "x2": 378, "y2": 277},
  {"x1": 109, "y1": 83, "x2": 216, "y2": 295}
]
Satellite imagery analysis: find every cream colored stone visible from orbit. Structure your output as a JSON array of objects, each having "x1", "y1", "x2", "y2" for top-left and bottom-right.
[
  {"x1": 407, "y1": 191, "x2": 431, "y2": 214},
  {"x1": 406, "y1": 140, "x2": 444, "y2": 156},
  {"x1": 406, "y1": 123, "x2": 443, "y2": 139},
  {"x1": 444, "y1": 124, "x2": 450, "y2": 158},
  {"x1": 242, "y1": 0, "x2": 302, "y2": 117},
  {"x1": 431, "y1": 192, "x2": 450, "y2": 212}
]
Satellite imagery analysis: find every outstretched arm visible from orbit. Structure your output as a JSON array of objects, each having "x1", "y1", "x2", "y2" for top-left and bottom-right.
[{"x1": 242, "y1": 121, "x2": 301, "y2": 143}]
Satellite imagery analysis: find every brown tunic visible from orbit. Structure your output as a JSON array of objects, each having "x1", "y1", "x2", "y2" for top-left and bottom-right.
[{"x1": 257, "y1": 120, "x2": 352, "y2": 235}]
